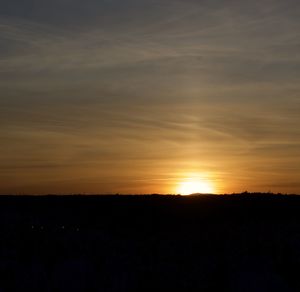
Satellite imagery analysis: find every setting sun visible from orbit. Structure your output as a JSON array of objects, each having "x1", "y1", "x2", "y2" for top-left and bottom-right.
[{"x1": 177, "y1": 179, "x2": 215, "y2": 195}]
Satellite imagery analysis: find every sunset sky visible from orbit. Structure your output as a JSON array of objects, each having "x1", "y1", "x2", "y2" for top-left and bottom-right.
[{"x1": 0, "y1": 0, "x2": 300, "y2": 194}]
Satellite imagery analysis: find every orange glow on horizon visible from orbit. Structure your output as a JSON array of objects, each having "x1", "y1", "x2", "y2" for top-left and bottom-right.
[{"x1": 176, "y1": 177, "x2": 215, "y2": 195}]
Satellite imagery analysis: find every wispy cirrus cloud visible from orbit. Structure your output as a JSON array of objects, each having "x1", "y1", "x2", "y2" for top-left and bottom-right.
[{"x1": 0, "y1": 0, "x2": 300, "y2": 193}]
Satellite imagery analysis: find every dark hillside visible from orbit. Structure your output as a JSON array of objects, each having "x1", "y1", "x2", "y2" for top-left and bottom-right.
[{"x1": 0, "y1": 194, "x2": 300, "y2": 291}]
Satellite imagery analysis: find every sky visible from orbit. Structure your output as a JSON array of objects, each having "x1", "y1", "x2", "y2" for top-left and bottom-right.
[{"x1": 0, "y1": 0, "x2": 300, "y2": 194}]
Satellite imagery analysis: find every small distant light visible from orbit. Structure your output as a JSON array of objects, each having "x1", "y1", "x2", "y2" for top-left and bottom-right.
[
  {"x1": 76, "y1": 228, "x2": 79, "y2": 232},
  {"x1": 41, "y1": 226, "x2": 44, "y2": 230},
  {"x1": 31, "y1": 225, "x2": 34, "y2": 229},
  {"x1": 62, "y1": 226, "x2": 65, "y2": 229}
]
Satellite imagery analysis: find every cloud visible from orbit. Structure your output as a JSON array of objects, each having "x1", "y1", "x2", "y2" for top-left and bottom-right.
[
  {"x1": 0, "y1": 0, "x2": 300, "y2": 193},
  {"x1": 1, "y1": 0, "x2": 299, "y2": 79}
]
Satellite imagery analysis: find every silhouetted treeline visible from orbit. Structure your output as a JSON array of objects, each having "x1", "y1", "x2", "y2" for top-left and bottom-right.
[{"x1": 0, "y1": 194, "x2": 300, "y2": 291}]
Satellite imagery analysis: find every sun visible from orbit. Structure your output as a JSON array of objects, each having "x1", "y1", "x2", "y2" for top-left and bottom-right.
[{"x1": 177, "y1": 179, "x2": 214, "y2": 195}]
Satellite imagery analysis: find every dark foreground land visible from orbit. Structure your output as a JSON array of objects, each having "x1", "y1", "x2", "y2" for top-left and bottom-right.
[{"x1": 0, "y1": 194, "x2": 300, "y2": 291}]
